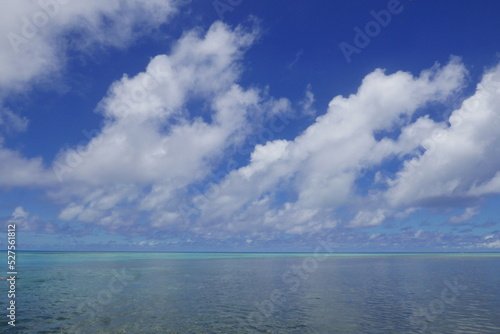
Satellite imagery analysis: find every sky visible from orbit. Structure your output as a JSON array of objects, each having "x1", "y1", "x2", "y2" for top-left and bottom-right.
[{"x1": 0, "y1": 0, "x2": 499, "y2": 252}]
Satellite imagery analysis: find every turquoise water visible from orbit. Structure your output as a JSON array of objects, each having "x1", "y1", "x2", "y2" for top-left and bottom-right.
[{"x1": 2, "y1": 252, "x2": 500, "y2": 333}]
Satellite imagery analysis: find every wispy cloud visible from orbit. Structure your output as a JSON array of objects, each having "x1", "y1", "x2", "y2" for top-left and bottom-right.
[{"x1": 448, "y1": 207, "x2": 479, "y2": 224}]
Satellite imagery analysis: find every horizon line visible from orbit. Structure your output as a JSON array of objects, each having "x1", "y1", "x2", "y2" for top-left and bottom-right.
[{"x1": 7, "y1": 250, "x2": 500, "y2": 254}]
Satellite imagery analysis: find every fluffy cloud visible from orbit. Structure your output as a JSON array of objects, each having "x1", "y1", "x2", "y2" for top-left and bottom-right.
[
  {"x1": 385, "y1": 64, "x2": 500, "y2": 207},
  {"x1": 196, "y1": 58, "x2": 468, "y2": 232},
  {"x1": 50, "y1": 55, "x2": 500, "y2": 236},
  {"x1": 0, "y1": 0, "x2": 180, "y2": 93},
  {"x1": 5, "y1": 206, "x2": 57, "y2": 233},
  {"x1": 0, "y1": 0, "x2": 183, "y2": 188},
  {"x1": 0, "y1": 108, "x2": 51, "y2": 187},
  {"x1": 0, "y1": 147, "x2": 55, "y2": 187},
  {"x1": 1, "y1": 3, "x2": 499, "y2": 240},
  {"x1": 7, "y1": 206, "x2": 39, "y2": 232},
  {"x1": 52, "y1": 22, "x2": 296, "y2": 231}
]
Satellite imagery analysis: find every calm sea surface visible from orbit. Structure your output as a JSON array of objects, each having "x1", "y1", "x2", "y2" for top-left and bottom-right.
[{"x1": 2, "y1": 252, "x2": 500, "y2": 333}]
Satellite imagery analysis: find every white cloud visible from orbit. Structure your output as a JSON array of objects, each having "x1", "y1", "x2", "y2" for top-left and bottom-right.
[
  {"x1": 385, "y1": 63, "x2": 500, "y2": 207},
  {"x1": 54, "y1": 22, "x2": 260, "y2": 184},
  {"x1": 52, "y1": 22, "x2": 295, "y2": 231},
  {"x1": 299, "y1": 84, "x2": 316, "y2": 117},
  {"x1": 0, "y1": 108, "x2": 29, "y2": 133},
  {"x1": 0, "y1": 146, "x2": 54, "y2": 186},
  {"x1": 6, "y1": 206, "x2": 54, "y2": 233},
  {"x1": 287, "y1": 49, "x2": 303, "y2": 70},
  {"x1": 349, "y1": 210, "x2": 387, "y2": 228},
  {"x1": 480, "y1": 240, "x2": 500, "y2": 249},
  {"x1": 136, "y1": 240, "x2": 159, "y2": 247},
  {"x1": 12, "y1": 206, "x2": 29, "y2": 220},
  {"x1": 0, "y1": 0, "x2": 180, "y2": 94},
  {"x1": 448, "y1": 207, "x2": 479, "y2": 224},
  {"x1": 0, "y1": 3, "x2": 499, "y2": 239},
  {"x1": 0, "y1": 0, "x2": 182, "y2": 188},
  {"x1": 196, "y1": 58, "x2": 468, "y2": 231},
  {"x1": 414, "y1": 230, "x2": 424, "y2": 238}
]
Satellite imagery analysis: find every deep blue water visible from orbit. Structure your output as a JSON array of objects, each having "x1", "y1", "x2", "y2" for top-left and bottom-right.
[{"x1": 1, "y1": 252, "x2": 500, "y2": 333}]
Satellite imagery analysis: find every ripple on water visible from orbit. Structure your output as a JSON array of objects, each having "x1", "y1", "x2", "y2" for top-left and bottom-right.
[{"x1": 8, "y1": 253, "x2": 500, "y2": 334}]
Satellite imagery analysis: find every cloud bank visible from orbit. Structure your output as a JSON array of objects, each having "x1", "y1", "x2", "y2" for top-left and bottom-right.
[{"x1": 0, "y1": 7, "x2": 499, "y2": 243}]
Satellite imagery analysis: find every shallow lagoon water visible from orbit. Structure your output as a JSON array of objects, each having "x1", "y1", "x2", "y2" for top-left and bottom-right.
[{"x1": 2, "y1": 252, "x2": 500, "y2": 333}]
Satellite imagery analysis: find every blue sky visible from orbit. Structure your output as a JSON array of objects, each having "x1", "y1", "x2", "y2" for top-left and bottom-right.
[{"x1": 1, "y1": 0, "x2": 499, "y2": 252}]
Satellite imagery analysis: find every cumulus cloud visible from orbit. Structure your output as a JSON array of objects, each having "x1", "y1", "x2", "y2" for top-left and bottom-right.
[
  {"x1": 385, "y1": 63, "x2": 500, "y2": 207},
  {"x1": 51, "y1": 21, "x2": 295, "y2": 232},
  {"x1": 197, "y1": 58, "x2": 468, "y2": 231},
  {"x1": 0, "y1": 0, "x2": 183, "y2": 188},
  {"x1": 6, "y1": 205, "x2": 97, "y2": 237},
  {"x1": 0, "y1": 109, "x2": 54, "y2": 188},
  {"x1": 0, "y1": 147, "x2": 54, "y2": 187},
  {"x1": 6, "y1": 206, "x2": 57, "y2": 233},
  {"x1": 0, "y1": 0, "x2": 180, "y2": 94},
  {"x1": 0, "y1": 3, "x2": 499, "y2": 241},
  {"x1": 53, "y1": 55, "x2": 500, "y2": 236}
]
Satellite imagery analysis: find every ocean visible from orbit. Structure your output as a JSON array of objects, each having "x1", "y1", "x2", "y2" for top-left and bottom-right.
[{"x1": 2, "y1": 252, "x2": 500, "y2": 333}]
